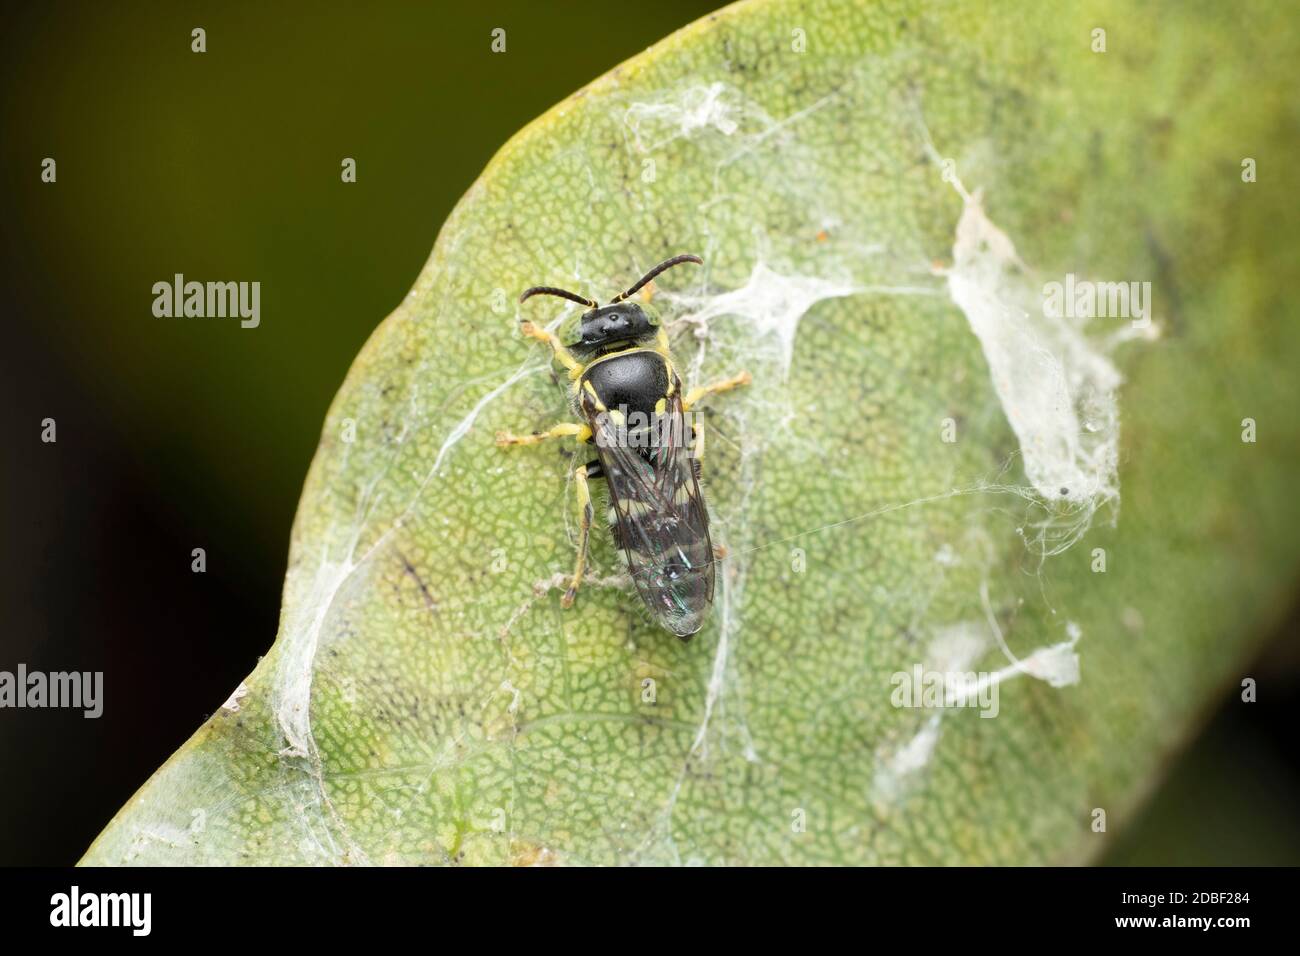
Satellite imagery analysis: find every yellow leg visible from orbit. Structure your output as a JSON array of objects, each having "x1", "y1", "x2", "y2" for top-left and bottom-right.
[
  {"x1": 495, "y1": 421, "x2": 591, "y2": 447},
  {"x1": 562, "y1": 463, "x2": 594, "y2": 608},
  {"x1": 521, "y1": 320, "x2": 582, "y2": 377},
  {"x1": 682, "y1": 369, "x2": 752, "y2": 411}
]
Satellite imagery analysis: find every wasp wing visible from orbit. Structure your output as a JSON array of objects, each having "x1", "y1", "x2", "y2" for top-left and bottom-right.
[{"x1": 590, "y1": 395, "x2": 714, "y2": 638}]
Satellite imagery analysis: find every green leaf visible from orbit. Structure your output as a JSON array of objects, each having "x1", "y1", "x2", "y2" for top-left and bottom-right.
[{"x1": 84, "y1": 0, "x2": 1300, "y2": 865}]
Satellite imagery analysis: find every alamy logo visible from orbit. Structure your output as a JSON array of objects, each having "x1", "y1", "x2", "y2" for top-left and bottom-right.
[
  {"x1": 890, "y1": 664, "x2": 999, "y2": 718},
  {"x1": 594, "y1": 406, "x2": 698, "y2": 455},
  {"x1": 0, "y1": 664, "x2": 102, "y2": 718},
  {"x1": 1042, "y1": 272, "x2": 1151, "y2": 328},
  {"x1": 152, "y1": 273, "x2": 260, "y2": 328},
  {"x1": 50, "y1": 886, "x2": 151, "y2": 936}
]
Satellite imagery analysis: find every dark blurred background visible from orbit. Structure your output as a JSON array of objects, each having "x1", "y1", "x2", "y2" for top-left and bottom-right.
[{"x1": 1, "y1": 1, "x2": 1297, "y2": 867}]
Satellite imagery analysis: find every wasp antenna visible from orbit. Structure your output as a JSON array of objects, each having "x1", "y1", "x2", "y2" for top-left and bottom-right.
[
  {"x1": 610, "y1": 254, "x2": 703, "y2": 303},
  {"x1": 518, "y1": 286, "x2": 598, "y2": 308}
]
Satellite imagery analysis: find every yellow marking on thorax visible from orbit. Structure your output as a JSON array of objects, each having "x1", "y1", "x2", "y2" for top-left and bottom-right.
[
  {"x1": 649, "y1": 331, "x2": 680, "y2": 393},
  {"x1": 581, "y1": 378, "x2": 606, "y2": 411},
  {"x1": 582, "y1": 346, "x2": 657, "y2": 372}
]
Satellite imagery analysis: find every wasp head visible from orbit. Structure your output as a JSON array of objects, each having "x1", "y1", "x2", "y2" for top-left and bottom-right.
[{"x1": 570, "y1": 301, "x2": 661, "y2": 354}]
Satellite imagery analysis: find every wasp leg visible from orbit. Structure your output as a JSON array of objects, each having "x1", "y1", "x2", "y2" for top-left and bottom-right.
[
  {"x1": 495, "y1": 421, "x2": 591, "y2": 447},
  {"x1": 690, "y1": 419, "x2": 704, "y2": 478},
  {"x1": 682, "y1": 369, "x2": 752, "y2": 411},
  {"x1": 521, "y1": 320, "x2": 583, "y2": 377},
  {"x1": 562, "y1": 461, "x2": 597, "y2": 608}
]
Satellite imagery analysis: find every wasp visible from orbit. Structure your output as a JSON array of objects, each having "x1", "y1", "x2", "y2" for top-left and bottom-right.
[{"x1": 496, "y1": 254, "x2": 751, "y2": 639}]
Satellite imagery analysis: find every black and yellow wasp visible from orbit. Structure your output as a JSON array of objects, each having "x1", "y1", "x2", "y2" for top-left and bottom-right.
[{"x1": 496, "y1": 254, "x2": 750, "y2": 639}]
